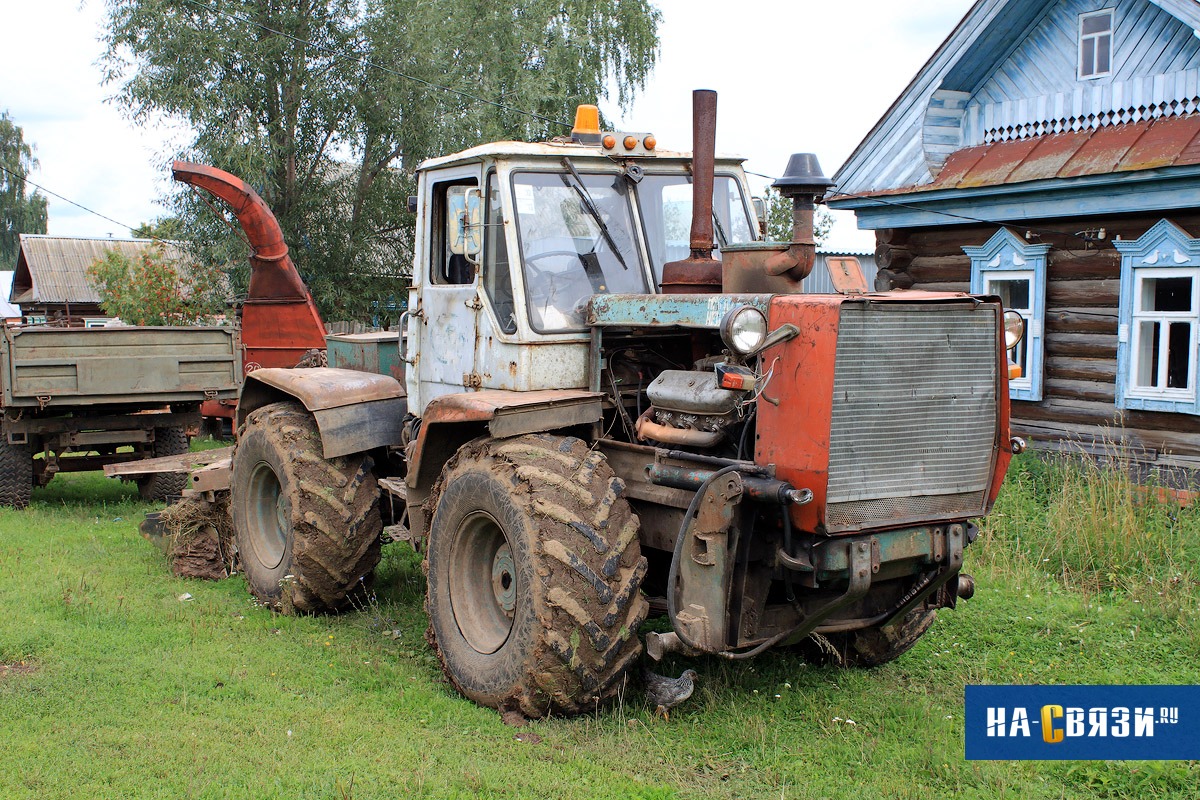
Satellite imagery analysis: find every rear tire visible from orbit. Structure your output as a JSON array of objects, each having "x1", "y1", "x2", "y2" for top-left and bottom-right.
[
  {"x1": 803, "y1": 609, "x2": 937, "y2": 668},
  {"x1": 0, "y1": 438, "x2": 33, "y2": 509},
  {"x1": 425, "y1": 434, "x2": 648, "y2": 717},
  {"x1": 137, "y1": 426, "x2": 191, "y2": 501},
  {"x1": 231, "y1": 402, "x2": 381, "y2": 613}
]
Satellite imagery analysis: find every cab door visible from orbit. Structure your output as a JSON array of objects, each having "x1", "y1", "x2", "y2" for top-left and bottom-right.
[{"x1": 408, "y1": 167, "x2": 481, "y2": 413}]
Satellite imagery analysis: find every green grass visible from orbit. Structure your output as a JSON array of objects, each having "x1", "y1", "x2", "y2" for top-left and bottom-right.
[{"x1": 0, "y1": 453, "x2": 1197, "y2": 799}]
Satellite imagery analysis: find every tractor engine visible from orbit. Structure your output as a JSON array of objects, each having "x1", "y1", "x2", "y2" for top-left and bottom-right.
[{"x1": 638, "y1": 369, "x2": 744, "y2": 445}]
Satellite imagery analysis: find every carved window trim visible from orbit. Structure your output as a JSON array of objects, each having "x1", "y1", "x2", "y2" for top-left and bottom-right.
[
  {"x1": 966, "y1": 228, "x2": 1049, "y2": 402},
  {"x1": 1116, "y1": 219, "x2": 1200, "y2": 414}
]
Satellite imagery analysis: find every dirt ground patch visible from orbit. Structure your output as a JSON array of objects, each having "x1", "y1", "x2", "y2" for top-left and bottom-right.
[{"x1": 0, "y1": 661, "x2": 39, "y2": 679}]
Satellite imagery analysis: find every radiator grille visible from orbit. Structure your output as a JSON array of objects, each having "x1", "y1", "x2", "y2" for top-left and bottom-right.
[{"x1": 826, "y1": 303, "x2": 998, "y2": 531}]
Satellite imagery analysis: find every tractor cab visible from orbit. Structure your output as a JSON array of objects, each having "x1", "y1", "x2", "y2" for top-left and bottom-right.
[{"x1": 404, "y1": 106, "x2": 759, "y2": 414}]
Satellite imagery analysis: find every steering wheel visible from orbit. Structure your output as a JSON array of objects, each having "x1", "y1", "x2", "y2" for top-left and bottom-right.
[
  {"x1": 524, "y1": 249, "x2": 583, "y2": 296},
  {"x1": 523, "y1": 250, "x2": 592, "y2": 326},
  {"x1": 524, "y1": 249, "x2": 583, "y2": 269}
]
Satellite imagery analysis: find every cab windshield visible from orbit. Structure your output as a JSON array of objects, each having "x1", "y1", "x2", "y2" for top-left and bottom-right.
[
  {"x1": 512, "y1": 170, "x2": 647, "y2": 333},
  {"x1": 637, "y1": 174, "x2": 756, "y2": 284}
]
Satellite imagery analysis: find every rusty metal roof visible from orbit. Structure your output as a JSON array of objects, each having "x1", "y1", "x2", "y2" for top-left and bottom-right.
[
  {"x1": 908, "y1": 115, "x2": 1200, "y2": 196},
  {"x1": 11, "y1": 236, "x2": 188, "y2": 305}
]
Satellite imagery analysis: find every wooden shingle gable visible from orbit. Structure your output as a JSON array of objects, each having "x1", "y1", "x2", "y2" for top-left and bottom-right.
[{"x1": 832, "y1": 0, "x2": 1200, "y2": 203}]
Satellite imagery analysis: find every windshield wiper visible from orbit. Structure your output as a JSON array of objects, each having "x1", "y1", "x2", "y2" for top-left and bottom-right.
[{"x1": 559, "y1": 157, "x2": 629, "y2": 271}]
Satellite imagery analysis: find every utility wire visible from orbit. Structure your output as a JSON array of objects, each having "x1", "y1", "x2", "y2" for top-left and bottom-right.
[
  {"x1": 0, "y1": 162, "x2": 137, "y2": 235},
  {"x1": 751, "y1": 167, "x2": 1100, "y2": 244},
  {"x1": 176, "y1": 0, "x2": 573, "y2": 129},
  {"x1": 825, "y1": 188, "x2": 1100, "y2": 244}
]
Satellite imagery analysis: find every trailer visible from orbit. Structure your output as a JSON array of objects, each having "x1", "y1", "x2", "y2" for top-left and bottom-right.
[{"x1": 0, "y1": 324, "x2": 240, "y2": 506}]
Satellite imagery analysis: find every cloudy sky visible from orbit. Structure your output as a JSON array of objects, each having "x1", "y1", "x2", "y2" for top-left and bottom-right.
[{"x1": 1, "y1": 0, "x2": 975, "y2": 251}]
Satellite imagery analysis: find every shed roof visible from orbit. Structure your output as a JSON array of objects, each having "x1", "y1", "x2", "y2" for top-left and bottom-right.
[{"x1": 11, "y1": 235, "x2": 187, "y2": 305}]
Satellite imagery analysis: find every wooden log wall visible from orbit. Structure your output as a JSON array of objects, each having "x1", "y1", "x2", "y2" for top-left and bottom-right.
[{"x1": 875, "y1": 213, "x2": 1200, "y2": 468}]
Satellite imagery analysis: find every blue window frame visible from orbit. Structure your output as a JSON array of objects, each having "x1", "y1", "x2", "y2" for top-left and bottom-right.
[
  {"x1": 1115, "y1": 219, "x2": 1200, "y2": 415},
  {"x1": 966, "y1": 229, "x2": 1049, "y2": 402}
]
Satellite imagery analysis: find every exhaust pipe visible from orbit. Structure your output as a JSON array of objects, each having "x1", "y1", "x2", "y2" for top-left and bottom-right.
[{"x1": 660, "y1": 90, "x2": 722, "y2": 294}]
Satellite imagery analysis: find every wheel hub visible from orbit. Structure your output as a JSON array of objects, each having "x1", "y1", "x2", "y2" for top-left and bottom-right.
[
  {"x1": 246, "y1": 460, "x2": 288, "y2": 570},
  {"x1": 491, "y1": 544, "x2": 516, "y2": 614},
  {"x1": 448, "y1": 511, "x2": 517, "y2": 655}
]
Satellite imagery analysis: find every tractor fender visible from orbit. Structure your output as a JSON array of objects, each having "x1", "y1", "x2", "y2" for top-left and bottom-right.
[
  {"x1": 239, "y1": 367, "x2": 406, "y2": 459},
  {"x1": 405, "y1": 389, "x2": 602, "y2": 539}
]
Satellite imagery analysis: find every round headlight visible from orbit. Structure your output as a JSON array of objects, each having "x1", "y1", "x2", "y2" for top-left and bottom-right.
[
  {"x1": 1004, "y1": 310, "x2": 1026, "y2": 350},
  {"x1": 721, "y1": 306, "x2": 768, "y2": 355}
]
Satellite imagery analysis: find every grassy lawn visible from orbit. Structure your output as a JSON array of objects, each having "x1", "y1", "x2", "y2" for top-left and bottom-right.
[{"x1": 1, "y1": 451, "x2": 1197, "y2": 799}]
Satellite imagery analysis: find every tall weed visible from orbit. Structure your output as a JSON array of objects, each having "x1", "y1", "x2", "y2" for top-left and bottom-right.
[{"x1": 979, "y1": 450, "x2": 1198, "y2": 613}]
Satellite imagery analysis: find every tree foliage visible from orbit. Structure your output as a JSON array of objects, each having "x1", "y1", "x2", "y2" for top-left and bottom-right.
[
  {"x1": 87, "y1": 244, "x2": 228, "y2": 325},
  {"x1": 0, "y1": 112, "x2": 49, "y2": 271},
  {"x1": 102, "y1": 0, "x2": 661, "y2": 324}
]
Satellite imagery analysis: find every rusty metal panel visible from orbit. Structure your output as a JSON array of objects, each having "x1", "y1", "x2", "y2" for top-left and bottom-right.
[
  {"x1": 326, "y1": 331, "x2": 402, "y2": 379},
  {"x1": 489, "y1": 396, "x2": 601, "y2": 439},
  {"x1": 313, "y1": 397, "x2": 407, "y2": 459},
  {"x1": 956, "y1": 136, "x2": 1041, "y2": 188},
  {"x1": 1004, "y1": 130, "x2": 1091, "y2": 184},
  {"x1": 1058, "y1": 122, "x2": 1147, "y2": 178},
  {"x1": 422, "y1": 388, "x2": 601, "y2": 423},
  {"x1": 243, "y1": 366, "x2": 403, "y2": 410},
  {"x1": 1118, "y1": 114, "x2": 1200, "y2": 171},
  {"x1": 929, "y1": 143, "x2": 992, "y2": 188},
  {"x1": 588, "y1": 293, "x2": 770, "y2": 328}
]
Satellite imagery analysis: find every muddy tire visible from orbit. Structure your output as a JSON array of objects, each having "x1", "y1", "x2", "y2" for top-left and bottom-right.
[
  {"x1": 231, "y1": 402, "x2": 381, "y2": 613},
  {"x1": 425, "y1": 434, "x2": 648, "y2": 717},
  {"x1": 804, "y1": 609, "x2": 937, "y2": 668},
  {"x1": 0, "y1": 438, "x2": 33, "y2": 509},
  {"x1": 137, "y1": 426, "x2": 191, "y2": 501}
]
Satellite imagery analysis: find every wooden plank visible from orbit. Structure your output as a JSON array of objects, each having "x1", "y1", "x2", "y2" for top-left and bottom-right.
[
  {"x1": 1045, "y1": 251, "x2": 1120, "y2": 280},
  {"x1": 103, "y1": 446, "x2": 234, "y2": 477},
  {"x1": 906, "y1": 255, "x2": 969, "y2": 284},
  {"x1": 1046, "y1": 279, "x2": 1119, "y2": 307},
  {"x1": 1044, "y1": 377, "x2": 1116, "y2": 403},
  {"x1": 1045, "y1": 355, "x2": 1116, "y2": 382},
  {"x1": 1044, "y1": 332, "x2": 1118, "y2": 359},
  {"x1": 1044, "y1": 307, "x2": 1118, "y2": 335}
]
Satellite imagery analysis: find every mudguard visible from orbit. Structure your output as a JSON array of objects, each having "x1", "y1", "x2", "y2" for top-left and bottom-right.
[{"x1": 238, "y1": 367, "x2": 406, "y2": 459}]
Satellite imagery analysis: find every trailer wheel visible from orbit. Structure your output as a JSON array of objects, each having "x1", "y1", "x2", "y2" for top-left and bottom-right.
[
  {"x1": 804, "y1": 609, "x2": 937, "y2": 668},
  {"x1": 0, "y1": 438, "x2": 33, "y2": 509},
  {"x1": 425, "y1": 434, "x2": 648, "y2": 717},
  {"x1": 137, "y1": 426, "x2": 191, "y2": 501},
  {"x1": 231, "y1": 402, "x2": 381, "y2": 613}
]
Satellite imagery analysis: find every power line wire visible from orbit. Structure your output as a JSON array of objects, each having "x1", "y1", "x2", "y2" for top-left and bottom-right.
[
  {"x1": 821, "y1": 188, "x2": 1098, "y2": 244},
  {"x1": 0, "y1": 162, "x2": 136, "y2": 235},
  {"x1": 176, "y1": 0, "x2": 573, "y2": 129}
]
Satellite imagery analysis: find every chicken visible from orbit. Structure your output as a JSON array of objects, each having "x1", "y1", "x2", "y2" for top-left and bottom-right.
[{"x1": 641, "y1": 665, "x2": 698, "y2": 721}]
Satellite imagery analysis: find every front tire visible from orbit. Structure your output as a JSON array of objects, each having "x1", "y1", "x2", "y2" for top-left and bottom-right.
[
  {"x1": 804, "y1": 609, "x2": 937, "y2": 667},
  {"x1": 425, "y1": 434, "x2": 648, "y2": 717},
  {"x1": 231, "y1": 402, "x2": 382, "y2": 613}
]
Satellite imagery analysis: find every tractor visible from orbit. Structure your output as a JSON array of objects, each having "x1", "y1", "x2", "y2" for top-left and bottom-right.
[{"x1": 177, "y1": 90, "x2": 1023, "y2": 717}]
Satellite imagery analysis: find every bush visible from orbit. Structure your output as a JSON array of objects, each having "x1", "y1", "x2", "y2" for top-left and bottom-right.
[{"x1": 87, "y1": 243, "x2": 226, "y2": 325}]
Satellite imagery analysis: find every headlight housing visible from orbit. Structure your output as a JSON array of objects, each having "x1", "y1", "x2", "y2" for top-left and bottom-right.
[
  {"x1": 720, "y1": 306, "x2": 768, "y2": 356},
  {"x1": 1003, "y1": 310, "x2": 1026, "y2": 350}
]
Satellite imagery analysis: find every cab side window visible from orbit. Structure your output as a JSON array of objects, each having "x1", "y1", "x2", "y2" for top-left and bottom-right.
[
  {"x1": 431, "y1": 178, "x2": 478, "y2": 285},
  {"x1": 482, "y1": 173, "x2": 517, "y2": 333}
]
